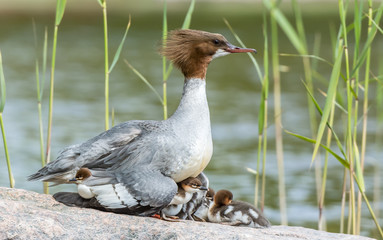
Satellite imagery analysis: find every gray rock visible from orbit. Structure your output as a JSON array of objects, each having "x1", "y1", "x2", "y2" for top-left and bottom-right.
[{"x1": 0, "y1": 187, "x2": 375, "y2": 240}]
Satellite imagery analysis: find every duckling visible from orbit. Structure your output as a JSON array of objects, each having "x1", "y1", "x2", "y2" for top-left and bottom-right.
[
  {"x1": 208, "y1": 190, "x2": 271, "y2": 228},
  {"x1": 176, "y1": 172, "x2": 209, "y2": 220},
  {"x1": 69, "y1": 168, "x2": 94, "y2": 199},
  {"x1": 192, "y1": 187, "x2": 215, "y2": 222},
  {"x1": 161, "y1": 177, "x2": 207, "y2": 221}
]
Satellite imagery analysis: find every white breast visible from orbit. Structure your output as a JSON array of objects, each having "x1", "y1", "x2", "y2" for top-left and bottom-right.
[
  {"x1": 77, "y1": 184, "x2": 95, "y2": 199},
  {"x1": 170, "y1": 192, "x2": 194, "y2": 205},
  {"x1": 162, "y1": 204, "x2": 183, "y2": 216},
  {"x1": 170, "y1": 136, "x2": 213, "y2": 182}
]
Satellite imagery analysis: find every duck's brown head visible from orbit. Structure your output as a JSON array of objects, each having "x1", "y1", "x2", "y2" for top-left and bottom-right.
[
  {"x1": 161, "y1": 29, "x2": 256, "y2": 79},
  {"x1": 180, "y1": 177, "x2": 208, "y2": 193},
  {"x1": 74, "y1": 168, "x2": 92, "y2": 181},
  {"x1": 214, "y1": 189, "x2": 233, "y2": 206},
  {"x1": 206, "y1": 188, "x2": 215, "y2": 200}
]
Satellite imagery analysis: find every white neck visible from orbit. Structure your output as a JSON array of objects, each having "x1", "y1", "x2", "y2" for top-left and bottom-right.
[{"x1": 169, "y1": 78, "x2": 210, "y2": 123}]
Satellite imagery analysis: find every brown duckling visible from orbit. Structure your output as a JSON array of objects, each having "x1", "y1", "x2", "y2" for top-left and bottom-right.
[
  {"x1": 161, "y1": 177, "x2": 207, "y2": 221},
  {"x1": 208, "y1": 190, "x2": 271, "y2": 228}
]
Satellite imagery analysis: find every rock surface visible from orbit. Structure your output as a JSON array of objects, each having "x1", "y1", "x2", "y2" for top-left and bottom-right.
[{"x1": 0, "y1": 187, "x2": 375, "y2": 240}]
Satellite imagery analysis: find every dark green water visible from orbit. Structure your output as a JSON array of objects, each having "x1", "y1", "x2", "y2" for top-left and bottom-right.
[{"x1": 0, "y1": 1, "x2": 382, "y2": 238}]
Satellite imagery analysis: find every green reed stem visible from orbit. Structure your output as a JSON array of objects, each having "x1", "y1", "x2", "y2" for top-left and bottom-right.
[
  {"x1": 36, "y1": 62, "x2": 48, "y2": 193},
  {"x1": 261, "y1": 100, "x2": 268, "y2": 212},
  {"x1": 46, "y1": 0, "x2": 66, "y2": 173},
  {"x1": 101, "y1": 0, "x2": 110, "y2": 130},
  {"x1": 0, "y1": 114, "x2": 13, "y2": 188},
  {"x1": 159, "y1": 0, "x2": 194, "y2": 120},
  {"x1": 0, "y1": 51, "x2": 14, "y2": 188},
  {"x1": 339, "y1": 0, "x2": 356, "y2": 234},
  {"x1": 46, "y1": 26, "x2": 58, "y2": 170},
  {"x1": 270, "y1": 4, "x2": 287, "y2": 225},
  {"x1": 261, "y1": 16, "x2": 269, "y2": 212},
  {"x1": 319, "y1": 103, "x2": 335, "y2": 231},
  {"x1": 357, "y1": 0, "x2": 373, "y2": 234},
  {"x1": 162, "y1": 1, "x2": 168, "y2": 120},
  {"x1": 33, "y1": 23, "x2": 49, "y2": 193},
  {"x1": 340, "y1": 168, "x2": 347, "y2": 233},
  {"x1": 353, "y1": 172, "x2": 383, "y2": 238}
]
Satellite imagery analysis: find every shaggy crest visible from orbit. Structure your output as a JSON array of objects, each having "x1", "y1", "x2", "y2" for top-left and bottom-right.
[{"x1": 160, "y1": 29, "x2": 231, "y2": 79}]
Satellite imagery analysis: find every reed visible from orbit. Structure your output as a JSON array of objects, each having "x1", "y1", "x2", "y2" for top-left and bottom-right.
[
  {"x1": 223, "y1": 17, "x2": 268, "y2": 211},
  {"x1": 99, "y1": 0, "x2": 110, "y2": 130},
  {"x1": 97, "y1": 0, "x2": 131, "y2": 129},
  {"x1": 45, "y1": 0, "x2": 67, "y2": 171},
  {"x1": 126, "y1": 0, "x2": 195, "y2": 119},
  {"x1": 265, "y1": 0, "x2": 288, "y2": 225},
  {"x1": 281, "y1": 0, "x2": 383, "y2": 236},
  {"x1": 42, "y1": 0, "x2": 67, "y2": 194},
  {"x1": 33, "y1": 22, "x2": 49, "y2": 193},
  {"x1": 260, "y1": 17, "x2": 269, "y2": 212},
  {"x1": 162, "y1": 1, "x2": 169, "y2": 120},
  {"x1": 356, "y1": 0, "x2": 373, "y2": 234},
  {"x1": 0, "y1": 51, "x2": 14, "y2": 188}
]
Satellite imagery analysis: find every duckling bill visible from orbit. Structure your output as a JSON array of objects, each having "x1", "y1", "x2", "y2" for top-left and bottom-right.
[{"x1": 28, "y1": 29, "x2": 256, "y2": 217}]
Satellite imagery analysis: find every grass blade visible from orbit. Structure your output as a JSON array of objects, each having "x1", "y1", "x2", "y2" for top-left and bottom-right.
[
  {"x1": 125, "y1": 60, "x2": 163, "y2": 105},
  {"x1": 279, "y1": 53, "x2": 331, "y2": 66},
  {"x1": 96, "y1": 0, "x2": 104, "y2": 7},
  {"x1": 285, "y1": 130, "x2": 350, "y2": 169},
  {"x1": 223, "y1": 18, "x2": 262, "y2": 84},
  {"x1": 55, "y1": 0, "x2": 67, "y2": 26},
  {"x1": 161, "y1": 0, "x2": 195, "y2": 119},
  {"x1": 263, "y1": 0, "x2": 306, "y2": 55},
  {"x1": 353, "y1": 141, "x2": 365, "y2": 192},
  {"x1": 301, "y1": 80, "x2": 347, "y2": 160},
  {"x1": 33, "y1": 26, "x2": 49, "y2": 193},
  {"x1": 353, "y1": 171, "x2": 383, "y2": 238},
  {"x1": 0, "y1": 51, "x2": 14, "y2": 188},
  {"x1": 351, "y1": 2, "x2": 383, "y2": 77},
  {"x1": 46, "y1": 0, "x2": 66, "y2": 167},
  {"x1": 311, "y1": 40, "x2": 343, "y2": 162},
  {"x1": 181, "y1": 0, "x2": 195, "y2": 29},
  {"x1": 109, "y1": 16, "x2": 131, "y2": 73}
]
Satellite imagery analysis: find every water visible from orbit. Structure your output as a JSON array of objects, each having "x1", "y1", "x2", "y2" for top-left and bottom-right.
[{"x1": 0, "y1": 2, "x2": 382, "y2": 238}]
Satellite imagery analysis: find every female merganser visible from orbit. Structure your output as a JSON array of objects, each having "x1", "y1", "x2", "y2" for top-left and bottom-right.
[
  {"x1": 208, "y1": 190, "x2": 271, "y2": 228},
  {"x1": 28, "y1": 29, "x2": 256, "y2": 216},
  {"x1": 161, "y1": 177, "x2": 207, "y2": 221}
]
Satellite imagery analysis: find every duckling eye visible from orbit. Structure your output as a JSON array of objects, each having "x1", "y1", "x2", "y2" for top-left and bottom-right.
[{"x1": 213, "y1": 39, "x2": 220, "y2": 45}]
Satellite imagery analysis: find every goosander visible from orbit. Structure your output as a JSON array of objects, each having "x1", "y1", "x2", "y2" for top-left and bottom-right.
[
  {"x1": 161, "y1": 177, "x2": 207, "y2": 221},
  {"x1": 208, "y1": 190, "x2": 271, "y2": 228},
  {"x1": 28, "y1": 29, "x2": 256, "y2": 216}
]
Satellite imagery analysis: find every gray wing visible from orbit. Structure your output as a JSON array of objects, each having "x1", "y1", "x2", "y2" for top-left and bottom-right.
[
  {"x1": 28, "y1": 120, "x2": 145, "y2": 182},
  {"x1": 87, "y1": 167, "x2": 177, "y2": 216}
]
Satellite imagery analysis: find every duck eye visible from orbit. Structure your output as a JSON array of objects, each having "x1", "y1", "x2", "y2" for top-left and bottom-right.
[{"x1": 213, "y1": 39, "x2": 220, "y2": 45}]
